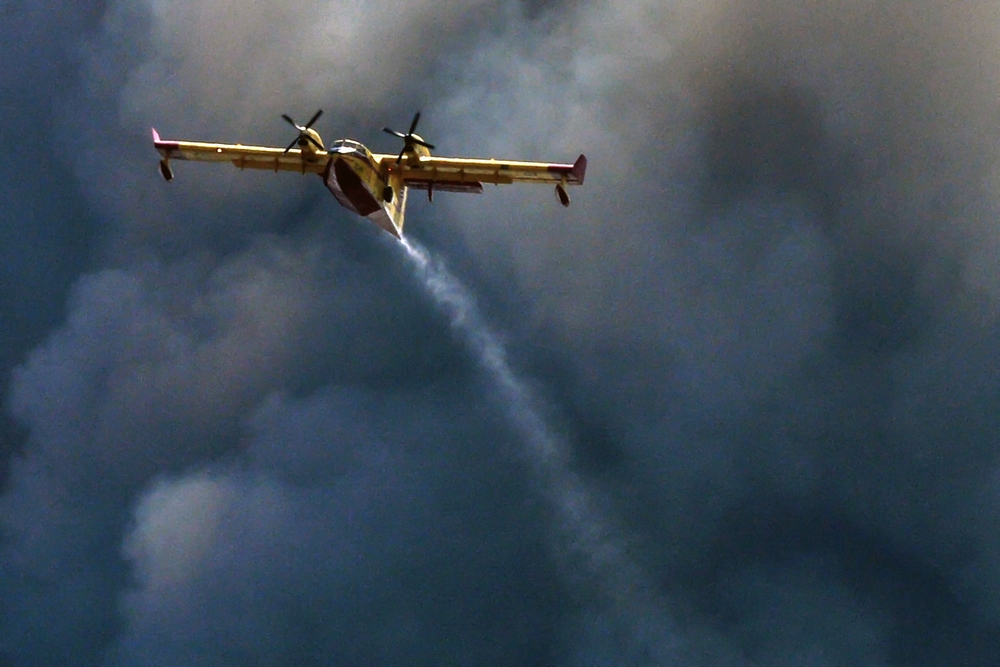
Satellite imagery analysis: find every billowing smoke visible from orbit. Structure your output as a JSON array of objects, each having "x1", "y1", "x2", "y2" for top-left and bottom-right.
[{"x1": 4, "y1": 0, "x2": 1000, "y2": 664}]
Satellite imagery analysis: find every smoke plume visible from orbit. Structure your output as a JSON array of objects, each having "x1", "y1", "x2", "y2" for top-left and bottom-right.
[{"x1": 4, "y1": 0, "x2": 1000, "y2": 664}]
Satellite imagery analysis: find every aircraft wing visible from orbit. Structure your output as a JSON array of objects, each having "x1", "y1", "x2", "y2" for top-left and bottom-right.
[
  {"x1": 374, "y1": 154, "x2": 587, "y2": 193},
  {"x1": 152, "y1": 128, "x2": 329, "y2": 175}
]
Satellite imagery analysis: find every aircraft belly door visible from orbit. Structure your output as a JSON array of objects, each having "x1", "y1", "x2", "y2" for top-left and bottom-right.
[
  {"x1": 325, "y1": 157, "x2": 381, "y2": 216},
  {"x1": 368, "y1": 171, "x2": 406, "y2": 238}
]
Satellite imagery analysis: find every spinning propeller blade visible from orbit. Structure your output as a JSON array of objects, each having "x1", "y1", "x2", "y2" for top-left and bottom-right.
[
  {"x1": 281, "y1": 110, "x2": 324, "y2": 153},
  {"x1": 383, "y1": 112, "x2": 435, "y2": 164},
  {"x1": 305, "y1": 109, "x2": 323, "y2": 128}
]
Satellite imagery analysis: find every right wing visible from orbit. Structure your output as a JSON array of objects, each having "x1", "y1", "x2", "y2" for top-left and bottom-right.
[{"x1": 152, "y1": 128, "x2": 330, "y2": 175}]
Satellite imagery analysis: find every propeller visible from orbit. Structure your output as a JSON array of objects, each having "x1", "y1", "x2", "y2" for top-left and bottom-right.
[
  {"x1": 383, "y1": 112, "x2": 435, "y2": 164},
  {"x1": 282, "y1": 109, "x2": 324, "y2": 153}
]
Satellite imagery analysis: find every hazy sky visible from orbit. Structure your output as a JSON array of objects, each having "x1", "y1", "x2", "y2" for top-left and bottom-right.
[{"x1": 5, "y1": 1, "x2": 1000, "y2": 664}]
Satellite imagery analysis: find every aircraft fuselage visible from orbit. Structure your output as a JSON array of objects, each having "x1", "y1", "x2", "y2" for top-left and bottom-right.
[{"x1": 323, "y1": 139, "x2": 407, "y2": 237}]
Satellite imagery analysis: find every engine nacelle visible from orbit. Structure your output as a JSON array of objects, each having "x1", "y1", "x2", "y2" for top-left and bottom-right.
[{"x1": 298, "y1": 127, "x2": 325, "y2": 157}]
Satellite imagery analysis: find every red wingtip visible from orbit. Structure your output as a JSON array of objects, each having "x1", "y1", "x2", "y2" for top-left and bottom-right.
[
  {"x1": 151, "y1": 127, "x2": 161, "y2": 143},
  {"x1": 573, "y1": 154, "x2": 587, "y2": 185}
]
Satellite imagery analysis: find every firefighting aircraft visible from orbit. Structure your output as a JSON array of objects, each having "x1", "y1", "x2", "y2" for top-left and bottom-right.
[{"x1": 152, "y1": 110, "x2": 586, "y2": 238}]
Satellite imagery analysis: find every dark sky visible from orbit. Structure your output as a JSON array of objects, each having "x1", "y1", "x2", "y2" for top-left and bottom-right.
[{"x1": 5, "y1": 0, "x2": 1000, "y2": 665}]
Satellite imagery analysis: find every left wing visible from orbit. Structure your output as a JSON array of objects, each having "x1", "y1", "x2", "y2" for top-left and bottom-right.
[
  {"x1": 374, "y1": 153, "x2": 587, "y2": 194},
  {"x1": 152, "y1": 128, "x2": 329, "y2": 176}
]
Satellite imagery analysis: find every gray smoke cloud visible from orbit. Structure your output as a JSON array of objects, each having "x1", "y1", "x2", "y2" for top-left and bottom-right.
[{"x1": 5, "y1": 0, "x2": 1000, "y2": 664}]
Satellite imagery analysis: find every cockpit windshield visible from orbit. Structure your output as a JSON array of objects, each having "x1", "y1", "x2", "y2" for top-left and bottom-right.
[{"x1": 329, "y1": 139, "x2": 375, "y2": 168}]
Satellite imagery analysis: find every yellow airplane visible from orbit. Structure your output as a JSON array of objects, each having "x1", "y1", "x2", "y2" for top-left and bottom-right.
[{"x1": 152, "y1": 111, "x2": 586, "y2": 238}]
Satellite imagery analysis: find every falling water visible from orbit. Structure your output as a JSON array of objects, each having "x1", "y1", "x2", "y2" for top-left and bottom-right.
[{"x1": 399, "y1": 236, "x2": 677, "y2": 661}]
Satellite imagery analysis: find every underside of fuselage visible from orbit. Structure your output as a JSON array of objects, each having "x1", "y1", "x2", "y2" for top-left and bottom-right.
[{"x1": 323, "y1": 142, "x2": 407, "y2": 238}]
